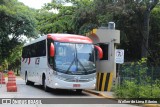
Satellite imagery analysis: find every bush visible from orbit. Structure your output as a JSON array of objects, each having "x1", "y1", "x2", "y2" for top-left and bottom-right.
[
  {"x1": 113, "y1": 80, "x2": 160, "y2": 98},
  {"x1": 113, "y1": 58, "x2": 160, "y2": 98}
]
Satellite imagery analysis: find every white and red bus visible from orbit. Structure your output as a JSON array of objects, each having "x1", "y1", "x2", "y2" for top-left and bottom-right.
[{"x1": 21, "y1": 34, "x2": 103, "y2": 93}]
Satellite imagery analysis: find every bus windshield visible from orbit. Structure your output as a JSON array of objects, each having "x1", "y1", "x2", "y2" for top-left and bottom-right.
[{"x1": 54, "y1": 42, "x2": 96, "y2": 75}]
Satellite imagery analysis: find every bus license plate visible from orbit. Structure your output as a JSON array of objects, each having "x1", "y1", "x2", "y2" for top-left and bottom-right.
[{"x1": 73, "y1": 84, "x2": 80, "y2": 87}]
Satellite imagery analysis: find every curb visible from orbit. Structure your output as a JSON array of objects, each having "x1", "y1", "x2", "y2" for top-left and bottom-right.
[
  {"x1": 84, "y1": 89, "x2": 160, "y2": 107},
  {"x1": 84, "y1": 89, "x2": 114, "y2": 98},
  {"x1": 84, "y1": 89, "x2": 102, "y2": 96},
  {"x1": 143, "y1": 104, "x2": 160, "y2": 107}
]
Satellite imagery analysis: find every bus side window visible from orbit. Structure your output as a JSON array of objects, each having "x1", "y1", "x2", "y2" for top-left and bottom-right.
[
  {"x1": 31, "y1": 44, "x2": 36, "y2": 57},
  {"x1": 35, "y1": 40, "x2": 46, "y2": 57},
  {"x1": 26, "y1": 46, "x2": 31, "y2": 58},
  {"x1": 22, "y1": 47, "x2": 26, "y2": 58}
]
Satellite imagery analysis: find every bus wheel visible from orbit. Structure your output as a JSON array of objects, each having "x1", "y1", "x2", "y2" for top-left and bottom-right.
[
  {"x1": 42, "y1": 75, "x2": 50, "y2": 92},
  {"x1": 25, "y1": 72, "x2": 34, "y2": 85},
  {"x1": 76, "y1": 89, "x2": 82, "y2": 94},
  {"x1": 25, "y1": 73, "x2": 30, "y2": 85}
]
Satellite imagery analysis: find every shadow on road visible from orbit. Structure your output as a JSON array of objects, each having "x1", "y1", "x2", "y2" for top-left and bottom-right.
[{"x1": 29, "y1": 84, "x2": 89, "y2": 96}]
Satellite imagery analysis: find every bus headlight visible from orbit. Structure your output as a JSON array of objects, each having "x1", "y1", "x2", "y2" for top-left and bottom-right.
[
  {"x1": 94, "y1": 83, "x2": 96, "y2": 87},
  {"x1": 55, "y1": 83, "x2": 58, "y2": 86}
]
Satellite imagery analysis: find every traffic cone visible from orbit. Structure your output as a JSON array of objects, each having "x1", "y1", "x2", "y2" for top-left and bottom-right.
[
  {"x1": 8, "y1": 75, "x2": 16, "y2": 81},
  {"x1": 7, "y1": 86, "x2": 17, "y2": 92},
  {"x1": 8, "y1": 71, "x2": 14, "y2": 76},
  {"x1": 6, "y1": 71, "x2": 17, "y2": 92},
  {"x1": 6, "y1": 81, "x2": 16, "y2": 87}
]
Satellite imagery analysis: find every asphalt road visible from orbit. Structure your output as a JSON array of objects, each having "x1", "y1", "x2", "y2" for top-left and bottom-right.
[
  {"x1": 0, "y1": 77, "x2": 99, "y2": 98},
  {"x1": 0, "y1": 77, "x2": 139, "y2": 107}
]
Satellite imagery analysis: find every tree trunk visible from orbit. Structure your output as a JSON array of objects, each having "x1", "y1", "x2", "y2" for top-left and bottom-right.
[
  {"x1": 141, "y1": 0, "x2": 159, "y2": 58},
  {"x1": 17, "y1": 69, "x2": 19, "y2": 76},
  {"x1": 141, "y1": 10, "x2": 150, "y2": 58}
]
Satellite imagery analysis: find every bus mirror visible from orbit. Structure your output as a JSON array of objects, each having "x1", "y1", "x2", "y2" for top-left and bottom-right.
[
  {"x1": 50, "y1": 43, "x2": 55, "y2": 57},
  {"x1": 94, "y1": 45, "x2": 103, "y2": 59}
]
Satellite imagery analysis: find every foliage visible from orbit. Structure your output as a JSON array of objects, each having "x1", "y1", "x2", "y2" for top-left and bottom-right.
[
  {"x1": 93, "y1": 0, "x2": 160, "y2": 63},
  {"x1": 0, "y1": 59, "x2": 8, "y2": 71},
  {"x1": 121, "y1": 58, "x2": 148, "y2": 79},
  {"x1": 113, "y1": 80, "x2": 160, "y2": 98},
  {"x1": 37, "y1": 1, "x2": 75, "y2": 34},
  {"x1": 149, "y1": 6, "x2": 160, "y2": 66},
  {"x1": 71, "y1": 0, "x2": 98, "y2": 34},
  {"x1": 0, "y1": 0, "x2": 38, "y2": 64},
  {"x1": 0, "y1": 0, "x2": 38, "y2": 39},
  {"x1": 0, "y1": 45, "x2": 22, "y2": 71},
  {"x1": 37, "y1": 0, "x2": 98, "y2": 35},
  {"x1": 1, "y1": 0, "x2": 160, "y2": 71},
  {"x1": 7, "y1": 45, "x2": 23, "y2": 70},
  {"x1": 37, "y1": 0, "x2": 160, "y2": 64},
  {"x1": 113, "y1": 58, "x2": 160, "y2": 98}
]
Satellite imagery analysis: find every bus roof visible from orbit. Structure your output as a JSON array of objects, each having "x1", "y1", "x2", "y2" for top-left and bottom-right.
[
  {"x1": 47, "y1": 34, "x2": 93, "y2": 44},
  {"x1": 24, "y1": 34, "x2": 93, "y2": 47}
]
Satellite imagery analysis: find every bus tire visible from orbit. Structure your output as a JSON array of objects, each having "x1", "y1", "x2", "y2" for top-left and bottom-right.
[
  {"x1": 76, "y1": 89, "x2": 82, "y2": 94},
  {"x1": 25, "y1": 72, "x2": 34, "y2": 85},
  {"x1": 42, "y1": 74, "x2": 50, "y2": 92}
]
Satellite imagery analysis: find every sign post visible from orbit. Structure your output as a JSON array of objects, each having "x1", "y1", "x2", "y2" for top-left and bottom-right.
[
  {"x1": 115, "y1": 49, "x2": 124, "y2": 64},
  {"x1": 115, "y1": 49, "x2": 124, "y2": 87}
]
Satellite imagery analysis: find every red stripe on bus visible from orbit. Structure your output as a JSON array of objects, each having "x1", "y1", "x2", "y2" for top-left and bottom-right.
[{"x1": 47, "y1": 34, "x2": 93, "y2": 43}]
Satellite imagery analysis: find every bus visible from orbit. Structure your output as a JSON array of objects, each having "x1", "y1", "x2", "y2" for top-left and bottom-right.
[{"x1": 21, "y1": 34, "x2": 103, "y2": 93}]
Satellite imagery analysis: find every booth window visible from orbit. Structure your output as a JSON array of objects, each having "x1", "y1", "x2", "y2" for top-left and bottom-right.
[{"x1": 99, "y1": 43, "x2": 109, "y2": 60}]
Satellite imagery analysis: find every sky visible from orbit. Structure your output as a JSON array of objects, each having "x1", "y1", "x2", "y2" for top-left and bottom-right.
[{"x1": 18, "y1": 0, "x2": 52, "y2": 9}]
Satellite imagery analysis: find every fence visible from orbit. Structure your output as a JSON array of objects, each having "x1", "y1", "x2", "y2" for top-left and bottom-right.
[{"x1": 115, "y1": 63, "x2": 160, "y2": 98}]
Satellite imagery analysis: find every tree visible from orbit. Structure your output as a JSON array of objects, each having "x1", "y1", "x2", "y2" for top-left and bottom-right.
[
  {"x1": 149, "y1": 6, "x2": 160, "y2": 66},
  {"x1": 0, "y1": 0, "x2": 38, "y2": 64},
  {"x1": 37, "y1": 0, "x2": 99, "y2": 35},
  {"x1": 36, "y1": 0, "x2": 160, "y2": 65},
  {"x1": 93, "y1": 0, "x2": 159, "y2": 62},
  {"x1": 37, "y1": 1, "x2": 75, "y2": 34},
  {"x1": 70, "y1": 0, "x2": 98, "y2": 34},
  {"x1": 7, "y1": 45, "x2": 22, "y2": 71},
  {"x1": 137, "y1": 0, "x2": 159, "y2": 58}
]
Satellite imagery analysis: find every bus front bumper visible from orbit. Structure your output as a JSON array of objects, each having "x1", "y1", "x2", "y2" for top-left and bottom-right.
[{"x1": 47, "y1": 77, "x2": 96, "y2": 89}]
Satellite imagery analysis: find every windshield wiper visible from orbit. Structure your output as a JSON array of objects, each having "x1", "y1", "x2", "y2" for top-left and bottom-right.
[
  {"x1": 77, "y1": 58, "x2": 88, "y2": 74},
  {"x1": 66, "y1": 57, "x2": 76, "y2": 74}
]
